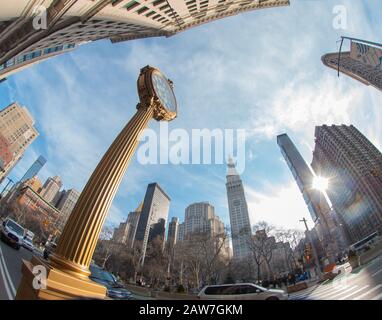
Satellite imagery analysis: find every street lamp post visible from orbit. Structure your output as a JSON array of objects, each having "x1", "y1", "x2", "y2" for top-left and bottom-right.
[
  {"x1": 299, "y1": 218, "x2": 323, "y2": 279},
  {"x1": 16, "y1": 66, "x2": 178, "y2": 300}
]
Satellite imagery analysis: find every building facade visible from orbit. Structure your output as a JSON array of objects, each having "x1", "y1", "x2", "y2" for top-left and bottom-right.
[
  {"x1": 0, "y1": 0, "x2": 289, "y2": 79},
  {"x1": 56, "y1": 188, "x2": 80, "y2": 229},
  {"x1": 134, "y1": 183, "x2": 170, "y2": 265},
  {"x1": 322, "y1": 52, "x2": 382, "y2": 91},
  {"x1": 311, "y1": 124, "x2": 382, "y2": 244},
  {"x1": 0, "y1": 102, "x2": 39, "y2": 183},
  {"x1": 0, "y1": 132, "x2": 12, "y2": 174},
  {"x1": 226, "y1": 157, "x2": 252, "y2": 259},
  {"x1": 166, "y1": 216, "x2": 179, "y2": 251},
  {"x1": 125, "y1": 203, "x2": 142, "y2": 248},
  {"x1": 177, "y1": 222, "x2": 185, "y2": 242},
  {"x1": 40, "y1": 175, "x2": 62, "y2": 204},
  {"x1": 6, "y1": 179, "x2": 61, "y2": 230},
  {"x1": 20, "y1": 155, "x2": 47, "y2": 183},
  {"x1": 112, "y1": 221, "x2": 130, "y2": 244},
  {"x1": 277, "y1": 133, "x2": 341, "y2": 262},
  {"x1": 184, "y1": 202, "x2": 224, "y2": 236}
]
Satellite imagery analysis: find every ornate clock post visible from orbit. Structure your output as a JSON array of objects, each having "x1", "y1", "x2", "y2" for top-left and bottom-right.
[{"x1": 16, "y1": 66, "x2": 177, "y2": 299}]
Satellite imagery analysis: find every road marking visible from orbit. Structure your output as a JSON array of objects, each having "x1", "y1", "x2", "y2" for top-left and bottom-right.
[
  {"x1": 0, "y1": 246, "x2": 14, "y2": 300},
  {"x1": 338, "y1": 285, "x2": 370, "y2": 300},
  {"x1": 291, "y1": 284, "x2": 344, "y2": 299},
  {"x1": 0, "y1": 244, "x2": 16, "y2": 297},
  {"x1": 322, "y1": 285, "x2": 358, "y2": 300},
  {"x1": 372, "y1": 269, "x2": 382, "y2": 277},
  {"x1": 0, "y1": 258, "x2": 13, "y2": 300},
  {"x1": 310, "y1": 285, "x2": 351, "y2": 299},
  {"x1": 371, "y1": 292, "x2": 382, "y2": 300},
  {"x1": 352, "y1": 285, "x2": 382, "y2": 300}
]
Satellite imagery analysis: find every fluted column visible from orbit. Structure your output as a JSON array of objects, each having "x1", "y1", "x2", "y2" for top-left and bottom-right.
[{"x1": 50, "y1": 104, "x2": 154, "y2": 279}]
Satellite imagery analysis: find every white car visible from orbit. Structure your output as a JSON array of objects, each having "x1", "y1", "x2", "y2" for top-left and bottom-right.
[
  {"x1": 22, "y1": 237, "x2": 34, "y2": 251},
  {"x1": 0, "y1": 218, "x2": 25, "y2": 250},
  {"x1": 198, "y1": 283, "x2": 288, "y2": 300}
]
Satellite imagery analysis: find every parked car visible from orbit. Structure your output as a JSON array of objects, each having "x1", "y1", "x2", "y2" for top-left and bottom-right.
[
  {"x1": 43, "y1": 241, "x2": 57, "y2": 260},
  {"x1": 0, "y1": 218, "x2": 25, "y2": 250},
  {"x1": 22, "y1": 237, "x2": 34, "y2": 251},
  {"x1": 198, "y1": 283, "x2": 288, "y2": 300},
  {"x1": 89, "y1": 264, "x2": 133, "y2": 300}
]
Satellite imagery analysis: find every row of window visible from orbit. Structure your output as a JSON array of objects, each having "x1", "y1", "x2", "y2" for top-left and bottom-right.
[{"x1": 0, "y1": 44, "x2": 75, "y2": 72}]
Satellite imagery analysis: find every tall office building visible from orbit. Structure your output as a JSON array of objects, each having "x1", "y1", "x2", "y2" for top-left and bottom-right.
[
  {"x1": 226, "y1": 157, "x2": 252, "y2": 259},
  {"x1": 311, "y1": 125, "x2": 382, "y2": 244},
  {"x1": 177, "y1": 222, "x2": 185, "y2": 242},
  {"x1": 40, "y1": 175, "x2": 62, "y2": 204},
  {"x1": 184, "y1": 202, "x2": 225, "y2": 237},
  {"x1": 112, "y1": 221, "x2": 130, "y2": 244},
  {"x1": 20, "y1": 155, "x2": 46, "y2": 182},
  {"x1": 277, "y1": 134, "x2": 332, "y2": 223},
  {"x1": 125, "y1": 202, "x2": 143, "y2": 248},
  {"x1": 135, "y1": 183, "x2": 170, "y2": 265},
  {"x1": 277, "y1": 133, "x2": 340, "y2": 261},
  {"x1": 0, "y1": 132, "x2": 12, "y2": 175},
  {"x1": 322, "y1": 38, "x2": 382, "y2": 91},
  {"x1": 56, "y1": 188, "x2": 80, "y2": 230},
  {"x1": 167, "y1": 216, "x2": 179, "y2": 251},
  {"x1": 0, "y1": 0, "x2": 289, "y2": 79},
  {"x1": 0, "y1": 102, "x2": 39, "y2": 183}
]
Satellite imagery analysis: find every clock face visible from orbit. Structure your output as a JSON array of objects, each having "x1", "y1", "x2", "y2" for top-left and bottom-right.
[{"x1": 151, "y1": 71, "x2": 177, "y2": 113}]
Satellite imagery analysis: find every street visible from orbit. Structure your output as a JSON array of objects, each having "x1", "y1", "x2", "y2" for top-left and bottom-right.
[
  {"x1": 289, "y1": 256, "x2": 382, "y2": 300},
  {"x1": 0, "y1": 240, "x2": 148, "y2": 300},
  {"x1": 1, "y1": 238, "x2": 382, "y2": 300},
  {"x1": 0, "y1": 239, "x2": 33, "y2": 300}
]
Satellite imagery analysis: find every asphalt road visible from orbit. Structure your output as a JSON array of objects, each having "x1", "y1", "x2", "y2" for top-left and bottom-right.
[
  {"x1": 289, "y1": 255, "x2": 382, "y2": 300},
  {"x1": 0, "y1": 239, "x2": 33, "y2": 300},
  {"x1": 2, "y1": 238, "x2": 382, "y2": 300},
  {"x1": 0, "y1": 240, "x2": 150, "y2": 300}
]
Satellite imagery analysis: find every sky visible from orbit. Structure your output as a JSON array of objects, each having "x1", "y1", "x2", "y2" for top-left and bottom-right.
[{"x1": 0, "y1": 0, "x2": 382, "y2": 233}]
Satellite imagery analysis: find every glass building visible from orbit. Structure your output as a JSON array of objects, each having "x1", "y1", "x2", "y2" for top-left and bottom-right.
[
  {"x1": 311, "y1": 125, "x2": 382, "y2": 244},
  {"x1": 20, "y1": 155, "x2": 47, "y2": 183},
  {"x1": 134, "y1": 183, "x2": 171, "y2": 265}
]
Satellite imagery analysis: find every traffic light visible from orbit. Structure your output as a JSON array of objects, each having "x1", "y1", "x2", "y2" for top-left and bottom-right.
[{"x1": 304, "y1": 243, "x2": 312, "y2": 262}]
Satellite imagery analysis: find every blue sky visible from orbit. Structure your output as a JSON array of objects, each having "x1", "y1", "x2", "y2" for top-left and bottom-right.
[{"x1": 1, "y1": 0, "x2": 382, "y2": 232}]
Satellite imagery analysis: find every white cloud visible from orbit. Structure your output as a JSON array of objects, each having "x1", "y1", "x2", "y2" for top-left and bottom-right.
[{"x1": 246, "y1": 181, "x2": 315, "y2": 231}]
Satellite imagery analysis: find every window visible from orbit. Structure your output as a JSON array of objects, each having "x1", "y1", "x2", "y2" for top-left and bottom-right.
[
  {"x1": 125, "y1": 1, "x2": 139, "y2": 10},
  {"x1": 239, "y1": 285, "x2": 259, "y2": 294}
]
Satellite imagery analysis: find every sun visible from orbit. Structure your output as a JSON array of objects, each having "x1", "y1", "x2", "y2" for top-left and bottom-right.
[{"x1": 313, "y1": 176, "x2": 328, "y2": 192}]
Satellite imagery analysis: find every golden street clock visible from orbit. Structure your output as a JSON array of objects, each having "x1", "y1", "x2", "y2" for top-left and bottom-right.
[{"x1": 137, "y1": 65, "x2": 177, "y2": 121}]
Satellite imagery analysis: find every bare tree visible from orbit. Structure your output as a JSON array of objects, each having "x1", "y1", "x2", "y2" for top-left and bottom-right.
[{"x1": 274, "y1": 228, "x2": 304, "y2": 272}]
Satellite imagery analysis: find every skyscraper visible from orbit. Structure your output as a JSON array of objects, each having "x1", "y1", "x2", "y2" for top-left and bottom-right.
[
  {"x1": 20, "y1": 155, "x2": 47, "y2": 183},
  {"x1": 226, "y1": 157, "x2": 252, "y2": 259},
  {"x1": 277, "y1": 133, "x2": 331, "y2": 223},
  {"x1": 0, "y1": 102, "x2": 39, "y2": 183},
  {"x1": 135, "y1": 183, "x2": 170, "y2": 265},
  {"x1": 322, "y1": 38, "x2": 382, "y2": 91},
  {"x1": 311, "y1": 125, "x2": 382, "y2": 244},
  {"x1": 184, "y1": 202, "x2": 225, "y2": 238},
  {"x1": 112, "y1": 221, "x2": 130, "y2": 244},
  {"x1": 40, "y1": 175, "x2": 62, "y2": 204},
  {"x1": 56, "y1": 188, "x2": 80, "y2": 230},
  {"x1": 277, "y1": 133, "x2": 340, "y2": 262},
  {"x1": 125, "y1": 202, "x2": 143, "y2": 248},
  {"x1": 177, "y1": 222, "x2": 185, "y2": 242},
  {"x1": 167, "y1": 217, "x2": 179, "y2": 251},
  {"x1": 0, "y1": 0, "x2": 290, "y2": 79}
]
